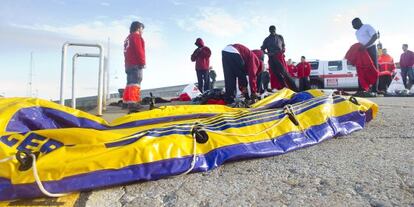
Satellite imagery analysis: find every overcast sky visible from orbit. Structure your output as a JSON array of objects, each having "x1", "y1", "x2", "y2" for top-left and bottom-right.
[{"x1": 0, "y1": 0, "x2": 413, "y2": 99}]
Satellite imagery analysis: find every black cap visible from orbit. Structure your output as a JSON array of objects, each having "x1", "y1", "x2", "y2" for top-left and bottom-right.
[{"x1": 130, "y1": 21, "x2": 144, "y2": 33}]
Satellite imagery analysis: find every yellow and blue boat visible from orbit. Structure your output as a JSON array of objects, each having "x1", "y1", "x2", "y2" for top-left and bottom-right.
[{"x1": 0, "y1": 89, "x2": 377, "y2": 200}]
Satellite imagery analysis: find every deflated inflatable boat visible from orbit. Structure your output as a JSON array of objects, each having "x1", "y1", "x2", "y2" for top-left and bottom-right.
[{"x1": 0, "y1": 89, "x2": 378, "y2": 200}]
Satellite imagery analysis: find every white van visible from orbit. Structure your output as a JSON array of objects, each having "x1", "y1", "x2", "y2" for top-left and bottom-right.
[{"x1": 308, "y1": 60, "x2": 359, "y2": 90}]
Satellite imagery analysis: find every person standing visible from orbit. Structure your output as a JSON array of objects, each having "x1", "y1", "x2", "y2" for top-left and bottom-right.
[
  {"x1": 251, "y1": 49, "x2": 266, "y2": 93},
  {"x1": 399, "y1": 44, "x2": 414, "y2": 89},
  {"x1": 259, "y1": 68, "x2": 270, "y2": 93},
  {"x1": 222, "y1": 44, "x2": 261, "y2": 103},
  {"x1": 352, "y1": 17, "x2": 379, "y2": 94},
  {"x1": 296, "y1": 56, "x2": 311, "y2": 91},
  {"x1": 209, "y1": 67, "x2": 217, "y2": 89},
  {"x1": 378, "y1": 48, "x2": 395, "y2": 92},
  {"x1": 191, "y1": 38, "x2": 211, "y2": 93},
  {"x1": 261, "y1": 25, "x2": 298, "y2": 91},
  {"x1": 123, "y1": 21, "x2": 146, "y2": 113},
  {"x1": 287, "y1": 59, "x2": 297, "y2": 78}
]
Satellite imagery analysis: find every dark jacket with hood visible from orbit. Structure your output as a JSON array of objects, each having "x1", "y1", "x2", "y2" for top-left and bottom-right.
[{"x1": 191, "y1": 38, "x2": 211, "y2": 70}]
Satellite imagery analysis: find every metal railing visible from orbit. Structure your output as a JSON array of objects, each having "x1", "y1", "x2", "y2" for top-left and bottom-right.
[
  {"x1": 71, "y1": 53, "x2": 100, "y2": 109},
  {"x1": 60, "y1": 42, "x2": 105, "y2": 116}
]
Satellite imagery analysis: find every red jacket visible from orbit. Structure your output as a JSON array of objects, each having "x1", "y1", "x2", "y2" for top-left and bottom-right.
[
  {"x1": 232, "y1": 44, "x2": 261, "y2": 94},
  {"x1": 378, "y1": 54, "x2": 395, "y2": 76},
  {"x1": 345, "y1": 43, "x2": 379, "y2": 91},
  {"x1": 287, "y1": 64, "x2": 297, "y2": 77},
  {"x1": 296, "y1": 62, "x2": 311, "y2": 78},
  {"x1": 191, "y1": 38, "x2": 211, "y2": 70},
  {"x1": 124, "y1": 32, "x2": 145, "y2": 67},
  {"x1": 267, "y1": 52, "x2": 287, "y2": 90},
  {"x1": 251, "y1": 49, "x2": 264, "y2": 74},
  {"x1": 399, "y1": 50, "x2": 414, "y2": 68}
]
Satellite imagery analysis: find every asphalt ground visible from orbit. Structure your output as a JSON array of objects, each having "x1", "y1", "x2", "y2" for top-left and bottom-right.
[{"x1": 2, "y1": 97, "x2": 413, "y2": 207}]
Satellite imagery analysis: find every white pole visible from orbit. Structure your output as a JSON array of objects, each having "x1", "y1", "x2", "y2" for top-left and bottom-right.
[
  {"x1": 97, "y1": 45, "x2": 104, "y2": 116},
  {"x1": 106, "y1": 37, "x2": 111, "y2": 100},
  {"x1": 60, "y1": 43, "x2": 69, "y2": 105},
  {"x1": 71, "y1": 54, "x2": 78, "y2": 108},
  {"x1": 60, "y1": 42, "x2": 104, "y2": 115},
  {"x1": 29, "y1": 52, "x2": 33, "y2": 97}
]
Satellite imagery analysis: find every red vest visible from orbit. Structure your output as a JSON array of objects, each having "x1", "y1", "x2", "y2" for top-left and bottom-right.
[{"x1": 378, "y1": 54, "x2": 395, "y2": 76}]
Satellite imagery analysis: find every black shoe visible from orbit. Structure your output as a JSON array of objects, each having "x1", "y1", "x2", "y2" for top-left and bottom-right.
[
  {"x1": 354, "y1": 91, "x2": 364, "y2": 97},
  {"x1": 127, "y1": 103, "x2": 144, "y2": 114},
  {"x1": 127, "y1": 109, "x2": 140, "y2": 114},
  {"x1": 360, "y1": 91, "x2": 376, "y2": 97}
]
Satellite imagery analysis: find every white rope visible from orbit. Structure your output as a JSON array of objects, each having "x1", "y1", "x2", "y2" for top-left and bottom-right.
[
  {"x1": 181, "y1": 130, "x2": 198, "y2": 175},
  {"x1": 199, "y1": 99, "x2": 331, "y2": 139},
  {"x1": 284, "y1": 104, "x2": 312, "y2": 139},
  {"x1": 104, "y1": 131, "x2": 148, "y2": 145},
  {"x1": 200, "y1": 115, "x2": 289, "y2": 137},
  {"x1": 0, "y1": 155, "x2": 14, "y2": 163},
  {"x1": 0, "y1": 154, "x2": 67, "y2": 197},
  {"x1": 30, "y1": 154, "x2": 68, "y2": 197}
]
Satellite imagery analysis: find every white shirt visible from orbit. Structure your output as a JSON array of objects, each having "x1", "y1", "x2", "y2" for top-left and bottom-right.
[
  {"x1": 222, "y1": 45, "x2": 239, "y2": 54},
  {"x1": 355, "y1": 24, "x2": 377, "y2": 47}
]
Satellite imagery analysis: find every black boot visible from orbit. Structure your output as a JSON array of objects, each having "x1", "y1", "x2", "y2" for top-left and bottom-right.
[{"x1": 127, "y1": 103, "x2": 144, "y2": 114}]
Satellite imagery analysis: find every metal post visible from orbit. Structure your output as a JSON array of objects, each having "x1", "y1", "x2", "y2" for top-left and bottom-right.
[
  {"x1": 60, "y1": 43, "x2": 69, "y2": 105},
  {"x1": 60, "y1": 42, "x2": 105, "y2": 115},
  {"x1": 97, "y1": 46, "x2": 104, "y2": 116},
  {"x1": 103, "y1": 57, "x2": 108, "y2": 110},
  {"x1": 106, "y1": 37, "x2": 111, "y2": 101},
  {"x1": 71, "y1": 53, "x2": 100, "y2": 109},
  {"x1": 71, "y1": 54, "x2": 78, "y2": 108}
]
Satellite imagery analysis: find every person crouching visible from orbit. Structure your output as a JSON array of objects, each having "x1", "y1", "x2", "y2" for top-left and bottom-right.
[{"x1": 222, "y1": 44, "x2": 261, "y2": 104}]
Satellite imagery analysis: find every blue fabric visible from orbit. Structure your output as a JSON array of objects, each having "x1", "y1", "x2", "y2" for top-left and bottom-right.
[{"x1": 0, "y1": 110, "x2": 368, "y2": 201}]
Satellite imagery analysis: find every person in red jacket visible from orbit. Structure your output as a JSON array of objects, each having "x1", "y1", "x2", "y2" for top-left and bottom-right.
[
  {"x1": 378, "y1": 48, "x2": 395, "y2": 92},
  {"x1": 296, "y1": 56, "x2": 311, "y2": 91},
  {"x1": 286, "y1": 59, "x2": 297, "y2": 78},
  {"x1": 251, "y1": 49, "x2": 266, "y2": 94},
  {"x1": 191, "y1": 38, "x2": 211, "y2": 93},
  {"x1": 222, "y1": 44, "x2": 261, "y2": 104},
  {"x1": 123, "y1": 21, "x2": 146, "y2": 113},
  {"x1": 400, "y1": 44, "x2": 414, "y2": 89}
]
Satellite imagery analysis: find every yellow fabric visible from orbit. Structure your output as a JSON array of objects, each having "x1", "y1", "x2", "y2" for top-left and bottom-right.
[{"x1": 0, "y1": 90, "x2": 378, "y2": 185}]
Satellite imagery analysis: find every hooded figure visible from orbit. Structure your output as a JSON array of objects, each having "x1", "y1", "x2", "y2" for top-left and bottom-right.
[{"x1": 191, "y1": 38, "x2": 212, "y2": 93}]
